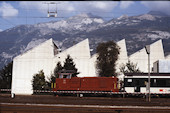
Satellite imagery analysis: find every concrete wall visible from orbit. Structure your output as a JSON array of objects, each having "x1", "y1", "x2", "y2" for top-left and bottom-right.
[
  {"x1": 11, "y1": 38, "x2": 166, "y2": 95},
  {"x1": 53, "y1": 39, "x2": 96, "y2": 77},
  {"x1": 153, "y1": 59, "x2": 170, "y2": 73},
  {"x1": 165, "y1": 55, "x2": 170, "y2": 59},
  {"x1": 129, "y1": 40, "x2": 165, "y2": 72},
  {"x1": 11, "y1": 38, "x2": 96, "y2": 95},
  {"x1": 11, "y1": 39, "x2": 55, "y2": 95},
  {"x1": 116, "y1": 39, "x2": 128, "y2": 74}
]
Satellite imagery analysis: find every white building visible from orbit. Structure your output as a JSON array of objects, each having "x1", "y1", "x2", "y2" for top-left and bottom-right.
[
  {"x1": 12, "y1": 39, "x2": 56, "y2": 95},
  {"x1": 52, "y1": 38, "x2": 96, "y2": 77},
  {"x1": 11, "y1": 38, "x2": 166, "y2": 95},
  {"x1": 115, "y1": 39, "x2": 128, "y2": 76},
  {"x1": 153, "y1": 59, "x2": 170, "y2": 73},
  {"x1": 87, "y1": 39, "x2": 129, "y2": 77},
  {"x1": 129, "y1": 40, "x2": 165, "y2": 72},
  {"x1": 11, "y1": 38, "x2": 97, "y2": 95}
]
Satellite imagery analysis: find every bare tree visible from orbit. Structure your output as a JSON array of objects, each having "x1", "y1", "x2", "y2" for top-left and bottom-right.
[{"x1": 119, "y1": 60, "x2": 141, "y2": 74}]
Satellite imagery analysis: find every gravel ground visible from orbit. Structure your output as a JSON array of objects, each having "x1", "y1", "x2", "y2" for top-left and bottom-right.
[{"x1": 1, "y1": 94, "x2": 170, "y2": 113}]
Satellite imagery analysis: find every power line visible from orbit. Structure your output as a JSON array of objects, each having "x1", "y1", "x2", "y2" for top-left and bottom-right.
[
  {"x1": 1, "y1": 19, "x2": 16, "y2": 26},
  {"x1": 3, "y1": 5, "x2": 170, "y2": 18},
  {"x1": 0, "y1": 11, "x2": 169, "y2": 20},
  {"x1": 0, "y1": 7, "x2": 146, "y2": 16},
  {"x1": 0, "y1": 4, "x2": 151, "y2": 17},
  {"x1": 0, "y1": 16, "x2": 114, "y2": 19}
]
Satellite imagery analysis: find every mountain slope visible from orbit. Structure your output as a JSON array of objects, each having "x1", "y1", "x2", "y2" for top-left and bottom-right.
[
  {"x1": 0, "y1": 11, "x2": 170, "y2": 69},
  {"x1": 84, "y1": 11, "x2": 170, "y2": 55}
]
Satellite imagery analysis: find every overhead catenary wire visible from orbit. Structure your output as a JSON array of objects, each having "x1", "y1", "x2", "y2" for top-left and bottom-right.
[
  {"x1": 0, "y1": 3, "x2": 169, "y2": 47},
  {"x1": 0, "y1": 17, "x2": 17, "y2": 27},
  {"x1": 0, "y1": 3, "x2": 169, "y2": 31},
  {"x1": 2, "y1": 4, "x2": 170, "y2": 19},
  {"x1": 0, "y1": 4, "x2": 147, "y2": 15},
  {"x1": 1, "y1": 6, "x2": 170, "y2": 18},
  {"x1": 0, "y1": 12, "x2": 169, "y2": 28}
]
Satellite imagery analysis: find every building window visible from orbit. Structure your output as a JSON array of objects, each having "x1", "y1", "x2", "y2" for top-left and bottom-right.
[{"x1": 128, "y1": 79, "x2": 132, "y2": 82}]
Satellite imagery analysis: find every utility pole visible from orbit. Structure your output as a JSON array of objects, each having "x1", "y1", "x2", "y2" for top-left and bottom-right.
[{"x1": 145, "y1": 45, "x2": 151, "y2": 102}]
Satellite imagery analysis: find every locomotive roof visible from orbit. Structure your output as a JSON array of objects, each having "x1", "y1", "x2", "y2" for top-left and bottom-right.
[{"x1": 58, "y1": 69, "x2": 76, "y2": 73}]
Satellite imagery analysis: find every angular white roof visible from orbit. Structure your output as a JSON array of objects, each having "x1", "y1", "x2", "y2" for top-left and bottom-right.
[
  {"x1": 129, "y1": 39, "x2": 165, "y2": 72},
  {"x1": 53, "y1": 38, "x2": 94, "y2": 77},
  {"x1": 12, "y1": 38, "x2": 56, "y2": 95},
  {"x1": 116, "y1": 39, "x2": 128, "y2": 73},
  {"x1": 55, "y1": 38, "x2": 91, "y2": 59}
]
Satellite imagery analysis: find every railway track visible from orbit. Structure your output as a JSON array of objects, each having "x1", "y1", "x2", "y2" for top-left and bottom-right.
[
  {"x1": 1, "y1": 94, "x2": 170, "y2": 113},
  {"x1": 1, "y1": 102, "x2": 170, "y2": 113}
]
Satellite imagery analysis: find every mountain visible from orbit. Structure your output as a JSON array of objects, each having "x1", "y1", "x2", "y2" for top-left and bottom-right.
[
  {"x1": 87, "y1": 11, "x2": 170, "y2": 54},
  {"x1": 148, "y1": 11, "x2": 170, "y2": 17},
  {"x1": 0, "y1": 11, "x2": 170, "y2": 69},
  {"x1": 0, "y1": 13, "x2": 104, "y2": 68}
]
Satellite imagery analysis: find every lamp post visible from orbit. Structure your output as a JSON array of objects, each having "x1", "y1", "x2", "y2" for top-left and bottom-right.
[{"x1": 145, "y1": 45, "x2": 151, "y2": 102}]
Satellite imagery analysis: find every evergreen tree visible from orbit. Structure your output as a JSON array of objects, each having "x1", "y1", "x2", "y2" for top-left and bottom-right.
[
  {"x1": 54, "y1": 61, "x2": 63, "y2": 78},
  {"x1": 96, "y1": 41, "x2": 120, "y2": 77},
  {"x1": 32, "y1": 70, "x2": 48, "y2": 90},
  {"x1": 48, "y1": 55, "x2": 78, "y2": 88},
  {"x1": 63, "y1": 55, "x2": 78, "y2": 77},
  {"x1": 0, "y1": 61, "x2": 13, "y2": 89},
  {"x1": 47, "y1": 62, "x2": 63, "y2": 89}
]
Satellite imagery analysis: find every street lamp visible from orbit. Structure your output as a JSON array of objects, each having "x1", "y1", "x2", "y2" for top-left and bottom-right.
[{"x1": 145, "y1": 45, "x2": 151, "y2": 102}]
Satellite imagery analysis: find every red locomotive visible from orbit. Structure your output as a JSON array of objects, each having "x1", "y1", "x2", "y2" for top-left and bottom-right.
[{"x1": 52, "y1": 70, "x2": 119, "y2": 94}]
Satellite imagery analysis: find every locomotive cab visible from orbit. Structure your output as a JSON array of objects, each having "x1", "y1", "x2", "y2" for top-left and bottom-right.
[
  {"x1": 58, "y1": 69, "x2": 76, "y2": 79},
  {"x1": 51, "y1": 70, "x2": 76, "y2": 90}
]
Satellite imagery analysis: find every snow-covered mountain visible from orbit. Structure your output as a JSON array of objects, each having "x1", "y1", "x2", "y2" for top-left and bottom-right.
[
  {"x1": 85, "y1": 11, "x2": 170, "y2": 55},
  {"x1": 0, "y1": 11, "x2": 170, "y2": 69},
  {"x1": 33, "y1": 13, "x2": 104, "y2": 35}
]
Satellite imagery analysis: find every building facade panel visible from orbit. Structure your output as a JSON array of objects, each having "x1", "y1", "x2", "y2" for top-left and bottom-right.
[
  {"x1": 53, "y1": 39, "x2": 96, "y2": 77},
  {"x1": 153, "y1": 59, "x2": 170, "y2": 73},
  {"x1": 116, "y1": 39, "x2": 128, "y2": 76},
  {"x1": 11, "y1": 38, "x2": 167, "y2": 95},
  {"x1": 129, "y1": 40, "x2": 165, "y2": 72},
  {"x1": 11, "y1": 39, "x2": 55, "y2": 95}
]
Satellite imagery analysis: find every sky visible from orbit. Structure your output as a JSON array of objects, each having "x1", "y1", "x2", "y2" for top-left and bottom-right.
[{"x1": 0, "y1": 1, "x2": 170, "y2": 31}]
